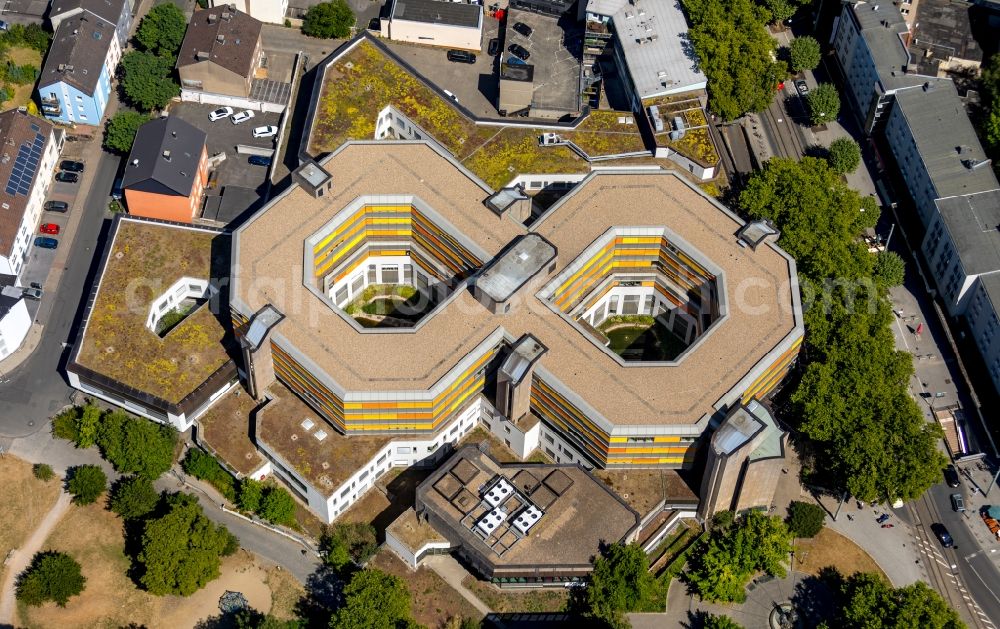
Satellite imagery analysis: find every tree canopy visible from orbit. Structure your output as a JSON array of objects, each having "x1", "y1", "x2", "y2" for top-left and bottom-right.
[
  {"x1": 97, "y1": 410, "x2": 176, "y2": 480},
  {"x1": 302, "y1": 0, "x2": 356, "y2": 39},
  {"x1": 321, "y1": 522, "x2": 378, "y2": 571},
  {"x1": 786, "y1": 500, "x2": 826, "y2": 538},
  {"x1": 110, "y1": 474, "x2": 161, "y2": 520},
  {"x1": 741, "y1": 157, "x2": 946, "y2": 503},
  {"x1": 827, "y1": 137, "x2": 862, "y2": 174},
  {"x1": 686, "y1": 510, "x2": 792, "y2": 602},
  {"x1": 67, "y1": 464, "x2": 107, "y2": 505},
  {"x1": 104, "y1": 111, "x2": 148, "y2": 154},
  {"x1": 806, "y1": 83, "x2": 841, "y2": 125},
  {"x1": 136, "y1": 3, "x2": 188, "y2": 58},
  {"x1": 585, "y1": 542, "x2": 655, "y2": 627},
  {"x1": 704, "y1": 614, "x2": 744, "y2": 629},
  {"x1": 16, "y1": 551, "x2": 86, "y2": 607},
  {"x1": 329, "y1": 568, "x2": 416, "y2": 629},
  {"x1": 258, "y1": 486, "x2": 297, "y2": 526},
  {"x1": 874, "y1": 250, "x2": 906, "y2": 288},
  {"x1": 831, "y1": 572, "x2": 964, "y2": 628},
  {"x1": 138, "y1": 493, "x2": 239, "y2": 596},
  {"x1": 683, "y1": 0, "x2": 784, "y2": 121},
  {"x1": 120, "y1": 50, "x2": 180, "y2": 112},
  {"x1": 788, "y1": 36, "x2": 821, "y2": 72}
]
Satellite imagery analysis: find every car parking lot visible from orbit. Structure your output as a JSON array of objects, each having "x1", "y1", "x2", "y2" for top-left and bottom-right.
[{"x1": 168, "y1": 102, "x2": 282, "y2": 192}]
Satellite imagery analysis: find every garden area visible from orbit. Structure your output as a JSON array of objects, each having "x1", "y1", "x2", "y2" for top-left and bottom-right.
[
  {"x1": 597, "y1": 314, "x2": 689, "y2": 361},
  {"x1": 342, "y1": 284, "x2": 437, "y2": 328},
  {"x1": 0, "y1": 25, "x2": 48, "y2": 111},
  {"x1": 642, "y1": 95, "x2": 721, "y2": 168},
  {"x1": 309, "y1": 40, "x2": 662, "y2": 189}
]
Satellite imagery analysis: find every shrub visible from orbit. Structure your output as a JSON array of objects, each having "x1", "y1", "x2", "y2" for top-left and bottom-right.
[
  {"x1": 75, "y1": 403, "x2": 101, "y2": 449},
  {"x1": 15, "y1": 551, "x2": 86, "y2": 607},
  {"x1": 103, "y1": 110, "x2": 148, "y2": 154},
  {"x1": 302, "y1": 0, "x2": 355, "y2": 38},
  {"x1": 51, "y1": 407, "x2": 80, "y2": 442},
  {"x1": 110, "y1": 475, "x2": 160, "y2": 520},
  {"x1": 320, "y1": 522, "x2": 378, "y2": 569},
  {"x1": 67, "y1": 464, "x2": 107, "y2": 505},
  {"x1": 786, "y1": 501, "x2": 827, "y2": 538},
  {"x1": 827, "y1": 137, "x2": 861, "y2": 174},
  {"x1": 97, "y1": 410, "x2": 176, "y2": 479},
  {"x1": 238, "y1": 478, "x2": 264, "y2": 513},
  {"x1": 182, "y1": 449, "x2": 237, "y2": 501},
  {"x1": 258, "y1": 486, "x2": 297, "y2": 526},
  {"x1": 32, "y1": 463, "x2": 55, "y2": 482}
]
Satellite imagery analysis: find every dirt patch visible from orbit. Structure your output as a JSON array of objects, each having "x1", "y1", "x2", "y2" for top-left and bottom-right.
[
  {"x1": 17, "y1": 503, "x2": 291, "y2": 628},
  {"x1": 264, "y1": 566, "x2": 305, "y2": 621},
  {"x1": 794, "y1": 528, "x2": 889, "y2": 581},
  {"x1": 0, "y1": 456, "x2": 61, "y2": 563},
  {"x1": 371, "y1": 550, "x2": 482, "y2": 627},
  {"x1": 461, "y1": 576, "x2": 568, "y2": 613}
]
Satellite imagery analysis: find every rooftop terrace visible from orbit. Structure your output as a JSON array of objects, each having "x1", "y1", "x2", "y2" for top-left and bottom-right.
[
  {"x1": 307, "y1": 37, "x2": 651, "y2": 189},
  {"x1": 74, "y1": 218, "x2": 234, "y2": 405},
  {"x1": 642, "y1": 94, "x2": 720, "y2": 167}
]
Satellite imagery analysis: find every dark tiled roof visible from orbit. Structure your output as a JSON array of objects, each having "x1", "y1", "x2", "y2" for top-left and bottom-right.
[
  {"x1": 910, "y1": 0, "x2": 983, "y2": 77},
  {"x1": 123, "y1": 117, "x2": 206, "y2": 197},
  {"x1": 0, "y1": 111, "x2": 54, "y2": 258},
  {"x1": 176, "y1": 7, "x2": 262, "y2": 77},
  {"x1": 38, "y1": 13, "x2": 114, "y2": 93},
  {"x1": 49, "y1": 0, "x2": 126, "y2": 24}
]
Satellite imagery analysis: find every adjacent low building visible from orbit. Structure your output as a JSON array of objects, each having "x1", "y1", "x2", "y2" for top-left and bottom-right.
[
  {"x1": 0, "y1": 274, "x2": 32, "y2": 361},
  {"x1": 66, "y1": 216, "x2": 238, "y2": 431},
  {"x1": 39, "y1": 0, "x2": 132, "y2": 125},
  {"x1": 0, "y1": 111, "x2": 63, "y2": 278},
  {"x1": 380, "y1": 0, "x2": 483, "y2": 51},
  {"x1": 210, "y1": 0, "x2": 287, "y2": 24},
  {"x1": 122, "y1": 116, "x2": 209, "y2": 224},
  {"x1": 177, "y1": 7, "x2": 268, "y2": 108}
]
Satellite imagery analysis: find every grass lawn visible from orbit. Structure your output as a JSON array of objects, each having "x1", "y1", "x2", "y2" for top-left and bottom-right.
[
  {"x1": 793, "y1": 528, "x2": 889, "y2": 582},
  {"x1": 17, "y1": 502, "x2": 292, "y2": 628},
  {"x1": 264, "y1": 565, "x2": 306, "y2": 621},
  {"x1": 0, "y1": 456, "x2": 61, "y2": 564},
  {"x1": 2, "y1": 46, "x2": 41, "y2": 111},
  {"x1": 461, "y1": 576, "x2": 569, "y2": 613},
  {"x1": 371, "y1": 550, "x2": 483, "y2": 627}
]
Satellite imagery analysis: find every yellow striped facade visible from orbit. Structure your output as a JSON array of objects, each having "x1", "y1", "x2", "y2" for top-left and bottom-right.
[
  {"x1": 741, "y1": 336, "x2": 803, "y2": 404},
  {"x1": 312, "y1": 203, "x2": 481, "y2": 282},
  {"x1": 549, "y1": 235, "x2": 716, "y2": 317},
  {"x1": 272, "y1": 340, "x2": 501, "y2": 434}
]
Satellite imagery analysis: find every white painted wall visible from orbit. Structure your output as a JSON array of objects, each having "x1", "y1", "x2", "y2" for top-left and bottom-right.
[
  {"x1": 385, "y1": 528, "x2": 453, "y2": 568},
  {"x1": 211, "y1": 0, "x2": 289, "y2": 24},
  {"x1": 382, "y1": 15, "x2": 483, "y2": 51},
  {"x1": 146, "y1": 277, "x2": 215, "y2": 331},
  {"x1": 0, "y1": 297, "x2": 31, "y2": 360},
  {"x1": 180, "y1": 89, "x2": 287, "y2": 113}
]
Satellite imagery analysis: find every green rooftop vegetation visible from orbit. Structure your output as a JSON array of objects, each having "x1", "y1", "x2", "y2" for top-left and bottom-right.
[
  {"x1": 642, "y1": 95, "x2": 721, "y2": 167},
  {"x1": 76, "y1": 220, "x2": 233, "y2": 404},
  {"x1": 309, "y1": 40, "x2": 658, "y2": 189}
]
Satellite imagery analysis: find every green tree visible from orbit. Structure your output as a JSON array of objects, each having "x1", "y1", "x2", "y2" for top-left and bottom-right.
[
  {"x1": 302, "y1": 0, "x2": 356, "y2": 39},
  {"x1": 238, "y1": 477, "x2": 264, "y2": 513},
  {"x1": 585, "y1": 542, "x2": 654, "y2": 628},
  {"x1": 704, "y1": 614, "x2": 744, "y2": 629},
  {"x1": 33, "y1": 463, "x2": 55, "y2": 482},
  {"x1": 806, "y1": 83, "x2": 840, "y2": 125},
  {"x1": 258, "y1": 486, "x2": 297, "y2": 526},
  {"x1": 97, "y1": 411, "x2": 176, "y2": 479},
  {"x1": 761, "y1": 0, "x2": 797, "y2": 24},
  {"x1": 104, "y1": 111, "x2": 148, "y2": 154},
  {"x1": 788, "y1": 36, "x2": 821, "y2": 72},
  {"x1": 138, "y1": 493, "x2": 237, "y2": 596},
  {"x1": 827, "y1": 137, "x2": 862, "y2": 174},
  {"x1": 75, "y1": 403, "x2": 102, "y2": 449},
  {"x1": 786, "y1": 500, "x2": 826, "y2": 538},
  {"x1": 874, "y1": 250, "x2": 906, "y2": 289},
  {"x1": 182, "y1": 448, "x2": 237, "y2": 500},
  {"x1": 120, "y1": 50, "x2": 180, "y2": 112},
  {"x1": 15, "y1": 551, "x2": 86, "y2": 607},
  {"x1": 52, "y1": 406, "x2": 81, "y2": 442},
  {"x1": 110, "y1": 475, "x2": 160, "y2": 520},
  {"x1": 835, "y1": 572, "x2": 964, "y2": 628},
  {"x1": 136, "y1": 3, "x2": 188, "y2": 57},
  {"x1": 320, "y1": 522, "x2": 378, "y2": 570},
  {"x1": 683, "y1": 0, "x2": 785, "y2": 121},
  {"x1": 67, "y1": 464, "x2": 107, "y2": 505},
  {"x1": 686, "y1": 511, "x2": 792, "y2": 603},
  {"x1": 330, "y1": 569, "x2": 414, "y2": 629}
]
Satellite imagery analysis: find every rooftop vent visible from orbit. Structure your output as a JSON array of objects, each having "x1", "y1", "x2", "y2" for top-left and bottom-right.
[
  {"x1": 208, "y1": 13, "x2": 218, "y2": 22},
  {"x1": 923, "y1": 81, "x2": 935, "y2": 92},
  {"x1": 132, "y1": 158, "x2": 139, "y2": 166},
  {"x1": 301, "y1": 418, "x2": 315, "y2": 430},
  {"x1": 196, "y1": 50, "x2": 210, "y2": 61},
  {"x1": 221, "y1": 11, "x2": 232, "y2": 20},
  {"x1": 313, "y1": 429, "x2": 328, "y2": 441},
  {"x1": 217, "y1": 34, "x2": 225, "y2": 43},
  {"x1": 162, "y1": 150, "x2": 171, "y2": 161}
]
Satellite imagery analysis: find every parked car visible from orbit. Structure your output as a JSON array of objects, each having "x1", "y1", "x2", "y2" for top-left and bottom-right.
[
  {"x1": 60, "y1": 160, "x2": 85, "y2": 173},
  {"x1": 34, "y1": 236, "x2": 58, "y2": 249},
  {"x1": 512, "y1": 21, "x2": 533, "y2": 38},
  {"x1": 22, "y1": 287, "x2": 42, "y2": 300},
  {"x1": 944, "y1": 464, "x2": 961, "y2": 488},
  {"x1": 248, "y1": 155, "x2": 272, "y2": 166},
  {"x1": 39, "y1": 223, "x2": 60, "y2": 235},
  {"x1": 0, "y1": 21, "x2": 9, "y2": 32},
  {"x1": 252, "y1": 125, "x2": 278, "y2": 139},
  {"x1": 488, "y1": 37, "x2": 500, "y2": 56},
  {"x1": 209, "y1": 106, "x2": 234, "y2": 121},
  {"x1": 231, "y1": 110, "x2": 255, "y2": 125},
  {"x1": 447, "y1": 49, "x2": 476, "y2": 64},
  {"x1": 55, "y1": 171, "x2": 78, "y2": 183},
  {"x1": 508, "y1": 44, "x2": 530, "y2": 61},
  {"x1": 43, "y1": 201, "x2": 68, "y2": 213},
  {"x1": 794, "y1": 79, "x2": 809, "y2": 98},
  {"x1": 931, "y1": 523, "x2": 954, "y2": 548},
  {"x1": 444, "y1": 90, "x2": 459, "y2": 103},
  {"x1": 951, "y1": 493, "x2": 966, "y2": 512},
  {"x1": 111, "y1": 174, "x2": 125, "y2": 200},
  {"x1": 29, "y1": 281, "x2": 42, "y2": 290}
]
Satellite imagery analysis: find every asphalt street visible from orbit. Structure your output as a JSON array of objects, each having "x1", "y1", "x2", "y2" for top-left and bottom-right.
[{"x1": 0, "y1": 147, "x2": 120, "y2": 437}]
